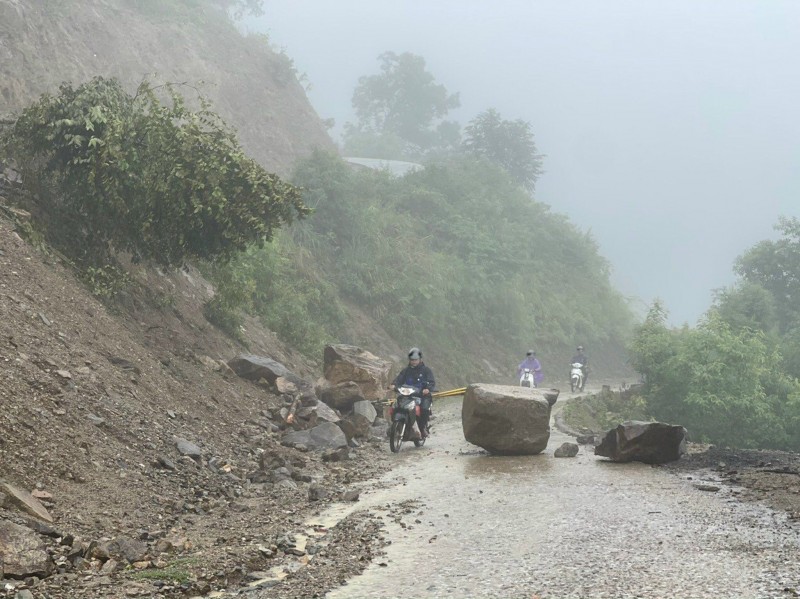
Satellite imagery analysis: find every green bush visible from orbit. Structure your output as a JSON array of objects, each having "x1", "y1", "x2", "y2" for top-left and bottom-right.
[
  {"x1": 4, "y1": 77, "x2": 308, "y2": 269},
  {"x1": 630, "y1": 303, "x2": 800, "y2": 449}
]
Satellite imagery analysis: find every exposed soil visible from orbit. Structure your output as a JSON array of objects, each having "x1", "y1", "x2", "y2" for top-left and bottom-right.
[{"x1": 0, "y1": 209, "x2": 396, "y2": 598}]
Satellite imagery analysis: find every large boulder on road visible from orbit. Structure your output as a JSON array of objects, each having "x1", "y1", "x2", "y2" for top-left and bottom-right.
[
  {"x1": 594, "y1": 421, "x2": 687, "y2": 464},
  {"x1": 462, "y1": 384, "x2": 555, "y2": 455},
  {"x1": 323, "y1": 344, "x2": 391, "y2": 401}
]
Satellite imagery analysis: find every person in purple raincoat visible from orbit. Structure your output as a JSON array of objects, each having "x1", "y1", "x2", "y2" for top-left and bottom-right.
[{"x1": 517, "y1": 350, "x2": 544, "y2": 386}]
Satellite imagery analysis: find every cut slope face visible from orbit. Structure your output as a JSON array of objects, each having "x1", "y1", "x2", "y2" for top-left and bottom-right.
[{"x1": 0, "y1": 0, "x2": 335, "y2": 175}]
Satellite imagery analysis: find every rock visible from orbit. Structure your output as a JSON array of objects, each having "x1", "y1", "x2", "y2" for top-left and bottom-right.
[
  {"x1": 461, "y1": 384, "x2": 553, "y2": 455},
  {"x1": 0, "y1": 482, "x2": 53, "y2": 522},
  {"x1": 323, "y1": 344, "x2": 391, "y2": 401},
  {"x1": 227, "y1": 354, "x2": 308, "y2": 389},
  {"x1": 274, "y1": 376, "x2": 298, "y2": 394},
  {"x1": 321, "y1": 447, "x2": 349, "y2": 462},
  {"x1": 282, "y1": 422, "x2": 348, "y2": 451},
  {"x1": 312, "y1": 400, "x2": 341, "y2": 424},
  {"x1": 594, "y1": 421, "x2": 687, "y2": 464},
  {"x1": 343, "y1": 490, "x2": 360, "y2": 502},
  {"x1": 554, "y1": 442, "x2": 579, "y2": 457},
  {"x1": 308, "y1": 484, "x2": 328, "y2": 501},
  {"x1": 175, "y1": 438, "x2": 202, "y2": 460},
  {"x1": 0, "y1": 520, "x2": 53, "y2": 578},
  {"x1": 344, "y1": 400, "x2": 378, "y2": 439},
  {"x1": 575, "y1": 434, "x2": 596, "y2": 445},
  {"x1": 319, "y1": 381, "x2": 366, "y2": 411}
]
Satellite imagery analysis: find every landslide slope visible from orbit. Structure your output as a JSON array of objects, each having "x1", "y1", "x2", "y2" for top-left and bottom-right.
[{"x1": 0, "y1": 0, "x2": 335, "y2": 175}]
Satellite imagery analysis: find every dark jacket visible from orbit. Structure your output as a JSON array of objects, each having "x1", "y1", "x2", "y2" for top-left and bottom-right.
[
  {"x1": 393, "y1": 362, "x2": 436, "y2": 393},
  {"x1": 570, "y1": 353, "x2": 588, "y2": 367}
]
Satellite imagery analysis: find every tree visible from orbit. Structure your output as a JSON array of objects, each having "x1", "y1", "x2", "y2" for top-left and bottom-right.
[
  {"x1": 4, "y1": 76, "x2": 308, "y2": 268},
  {"x1": 735, "y1": 216, "x2": 800, "y2": 333},
  {"x1": 713, "y1": 282, "x2": 779, "y2": 336},
  {"x1": 463, "y1": 108, "x2": 543, "y2": 191},
  {"x1": 347, "y1": 52, "x2": 460, "y2": 152}
]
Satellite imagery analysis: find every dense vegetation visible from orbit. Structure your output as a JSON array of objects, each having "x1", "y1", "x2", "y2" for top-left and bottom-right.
[
  {"x1": 628, "y1": 218, "x2": 800, "y2": 450},
  {"x1": 210, "y1": 149, "x2": 634, "y2": 384},
  {"x1": 2, "y1": 77, "x2": 307, "y2": 274}
]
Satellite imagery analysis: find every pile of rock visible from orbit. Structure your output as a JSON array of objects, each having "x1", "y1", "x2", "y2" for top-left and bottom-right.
[{"x1": 227, "y1": 344, "x2": 391, "y2": 454}]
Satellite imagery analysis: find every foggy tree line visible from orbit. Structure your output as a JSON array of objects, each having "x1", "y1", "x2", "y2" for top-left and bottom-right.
[{"x1": 630, "y1": 218, "x2": 800, "y2": 450}]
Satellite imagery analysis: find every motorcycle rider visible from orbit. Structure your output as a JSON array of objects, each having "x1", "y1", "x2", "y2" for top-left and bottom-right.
[
  {"x1": 517, "y1": 350, "x2": 544, "y2": 386},
  {"x1": 389, "y1": 347, "x2": 436, "y2": 438},
  {"x1": 570, "y1": 345, "x2": 589, "y2": 391}
]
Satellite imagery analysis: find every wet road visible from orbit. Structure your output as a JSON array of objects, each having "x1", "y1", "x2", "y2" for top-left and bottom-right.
[{"x1": 322, "y1": 390, "x2": 800, "y2": 599}]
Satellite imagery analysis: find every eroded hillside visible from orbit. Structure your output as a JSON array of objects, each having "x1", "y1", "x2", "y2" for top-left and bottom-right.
[{"x1": 0, "y1": 0, "x2": 335, "y2": 175}]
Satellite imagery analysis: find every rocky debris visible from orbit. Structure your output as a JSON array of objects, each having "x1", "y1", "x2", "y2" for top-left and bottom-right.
[
  {"x1": 323, "y1": 344, "x2": 391, "y2": 401},
  {"x1": 461, "y1": 383, "x2": 554, "y2": 455},
  {"x1": 0, "y1": 212, "x2": 396, "y2": 599},
  {"x1": 575, "y1": 433, "x2": 597, "y2": 445},
  {"x1": 595, "y1": 421, "x2": 687, "y2": 464},
  {"x1": 554, "y1": 442, "x2": 579, "y2": 457}
]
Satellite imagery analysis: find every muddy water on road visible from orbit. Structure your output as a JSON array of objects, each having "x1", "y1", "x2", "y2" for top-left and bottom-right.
[{"x1": 321, "y1": 394, "x2": 800, "y2": 599}]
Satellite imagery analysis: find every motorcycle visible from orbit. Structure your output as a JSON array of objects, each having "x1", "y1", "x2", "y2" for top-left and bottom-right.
[
  {"x1": 570, "y1": 362, "x2": 585, "y2": 393},
  {"x1": 519, "y1": 367, "x2": 537, "y2": 388},
  {"x1": 388, "y1": 385, "x2": 426, "y2": 453}
]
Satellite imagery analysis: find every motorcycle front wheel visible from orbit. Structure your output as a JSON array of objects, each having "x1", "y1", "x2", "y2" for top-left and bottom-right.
[
  {"x1": 571, "y1": 380, "x2": 576, "y2": 393},
  {"x1": 390, "y1": 420, "x2": 406, "y2": 453}
]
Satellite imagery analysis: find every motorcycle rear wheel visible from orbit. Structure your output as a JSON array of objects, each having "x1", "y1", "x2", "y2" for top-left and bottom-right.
[{"x1": 389, "y1": 420, "x2": 406, "y2": 453}]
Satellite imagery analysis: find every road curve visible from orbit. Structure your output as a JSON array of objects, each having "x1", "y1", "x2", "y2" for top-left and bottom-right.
[{"x1": 318, "y1": 391, "x2": 800, "y2": 599}]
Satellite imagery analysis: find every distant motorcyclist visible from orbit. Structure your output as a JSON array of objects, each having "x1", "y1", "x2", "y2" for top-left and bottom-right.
[
  {"x1": 389, "y1": 347, "x2": 435, "y2": 438},
  {"x1": 517, "y1": 350, "x2": 544, "y2": 386},
  {"x1": 569, "y1": 345, "x2": 589, "y2": 390}
]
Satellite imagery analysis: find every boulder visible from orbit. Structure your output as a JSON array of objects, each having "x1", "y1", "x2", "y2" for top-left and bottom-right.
[
  {"x1": 594, "y1": 421, "x2": 687, "y2": 464},
  {"x1": 282, "y1": 422, "x2": 347, "y2": 451},
  {"x1": 318, "y1": 381, "x2": 366, "y2": 411},
  {"x1": 227, "y1": 354, "x2": 308, "y2": 389},
  {"x1": 0, "y1": 520, "x2": 52, "y2": 578},
  {"x1": 554, "y1": 442, "x2": 579, "y2": 457},
  {"x1": 462, "y1": 384, "x2": 554, "y2": 455},
  {"x1": 323, "y1": 344, "x2": 391, "y2": 401},
  {"x1": 0, "y1": 482, "x2": 53, "y2": 523},
  {"x1": 309, "y1": 401, "x2": 340, "y2": 424},
  {"x1": 338, "y1": 400, "x2": 378, "y2": 439}
]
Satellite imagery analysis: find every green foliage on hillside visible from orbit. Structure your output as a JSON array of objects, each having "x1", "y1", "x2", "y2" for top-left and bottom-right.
[
  {"x1": 216, "y1": 150, "x2": 634, "y2": 382},
  {"x1": 3, "y1": 77, "x2": 308, "y2": 271},
  {"x1": 630, "y1": 297, "x2": 800, "y2": 450}
]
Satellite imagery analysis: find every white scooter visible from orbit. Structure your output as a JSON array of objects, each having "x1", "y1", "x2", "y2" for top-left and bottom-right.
[
  {"x1": 570, "y1": 362, "x2": 585, "y2": 393},
  {"x1": 519, "y1": 367, "x2": 537, "y2": 388}
]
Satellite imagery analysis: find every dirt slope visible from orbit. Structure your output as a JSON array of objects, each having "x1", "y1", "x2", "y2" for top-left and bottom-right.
[
  {"x1": 0, "y1": 208, "x2": 395, "y2": 597},
  {"x1": 0, "y1": 0, "x2": 335, "y2": 175}
]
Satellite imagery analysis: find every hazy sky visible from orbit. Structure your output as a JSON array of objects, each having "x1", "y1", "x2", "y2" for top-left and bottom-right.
[{"x1": 248, "y1": 1, "x2": 800, "y2": 325}]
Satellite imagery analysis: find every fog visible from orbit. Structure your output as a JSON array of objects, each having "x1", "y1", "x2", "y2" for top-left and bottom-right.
[{"x1": 248, "y1": 0, "x2": 800, "y2": 326}]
